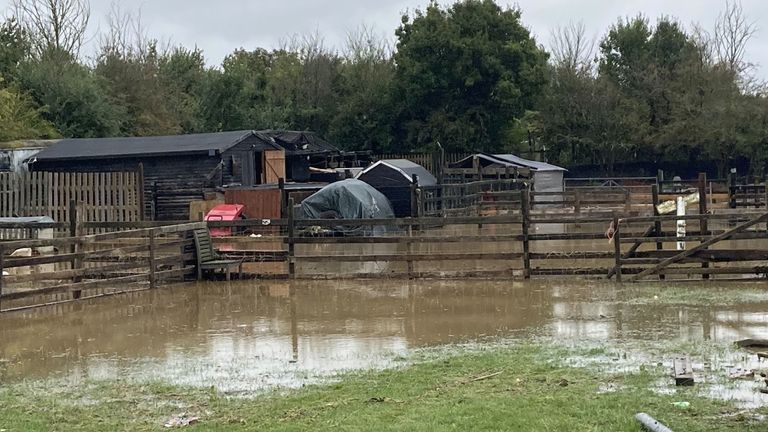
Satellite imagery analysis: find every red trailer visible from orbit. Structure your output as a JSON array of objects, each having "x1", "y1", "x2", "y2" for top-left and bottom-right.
[{"x1": 205, "y1": 204, "x2": 246, "y2": 237}]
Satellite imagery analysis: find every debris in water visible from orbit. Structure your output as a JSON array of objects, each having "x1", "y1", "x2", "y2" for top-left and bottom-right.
[
  {"x1": 636, "y1": 412, "x2": 673, "y2": 432},
  {"x1": 164, "y1": 414, "x2": 199, "y2": 428},
  {"x1": 728, "y1": 368, "x2": 755, "y2": 380},
  {"x1": 735, "y1": 339, "x2": 768, "y2": 350}
]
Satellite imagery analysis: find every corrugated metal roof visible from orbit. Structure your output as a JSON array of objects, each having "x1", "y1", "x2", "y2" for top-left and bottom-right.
[
  {"x1": 491, "y1": 154, "x2": 566, "y2": 172},
  {"x1": 358, "y1": 159, "x2": 438, "y2": 186},
  {"x1": 450, "y1": 153, "x2": 566, "y2": 172},
  {"x1": 32, "y1": 130, "x2": 269, "y2": 161}
]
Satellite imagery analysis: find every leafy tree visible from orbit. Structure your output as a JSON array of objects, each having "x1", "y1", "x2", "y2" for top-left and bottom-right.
[
  {"x1": 0, "y1": 80, "x2": 58, "y2": 141},
  {"x1": 0, "y1": 18, "x2": 30, "y2": 82},
  {"x1": 392, "y1": 0, "x2": 549, "y2": 153},
  {"x1": 329, "y1": 27, "x2": 396, "y2": 152},
  {"x1": 20, "y1": 54, "x2": 124, "y2": 138},
  {"x1": 158, "y1": 47, "x2": 206, "y2": 133}
]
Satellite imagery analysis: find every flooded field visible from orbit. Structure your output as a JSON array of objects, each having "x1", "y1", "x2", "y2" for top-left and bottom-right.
[{"x1": 2, "y1": 278, "x2": 768, "y2": 408}]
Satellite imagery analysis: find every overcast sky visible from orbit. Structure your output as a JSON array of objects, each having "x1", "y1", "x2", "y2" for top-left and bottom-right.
[{"x1": 1, "y1": 0, "x2": 766, "y2": 78}]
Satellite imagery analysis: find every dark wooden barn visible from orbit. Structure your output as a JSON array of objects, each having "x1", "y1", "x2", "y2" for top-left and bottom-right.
[
  {"x1": 356, "y1": 159, "x2": 437, "y2": 217},
  {"x1": 30, "y1": 131, "x2": 289, "y2": 220}
]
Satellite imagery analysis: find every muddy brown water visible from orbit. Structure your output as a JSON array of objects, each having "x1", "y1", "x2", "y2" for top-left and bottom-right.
[{"x1": 2, "y1": 278, "x2": 768, "y2": 406}]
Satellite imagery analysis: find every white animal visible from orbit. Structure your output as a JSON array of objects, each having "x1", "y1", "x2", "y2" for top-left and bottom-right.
[
  {"x1": 10, "y1": 248, "x2": 32, "y2": 257},
  {"x1": 5, "y1": 248, "x2": 33, "y2": 277}
]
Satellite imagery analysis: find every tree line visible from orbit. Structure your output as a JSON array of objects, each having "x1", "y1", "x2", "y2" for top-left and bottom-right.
[{"x1": 0, "y1": 0, "x2": 765, "y2": 176}]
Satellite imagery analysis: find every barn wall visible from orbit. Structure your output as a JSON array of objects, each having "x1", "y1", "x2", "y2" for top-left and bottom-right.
[{"x1": 32, "y1": 154, "x2": 221, "y2": 220}]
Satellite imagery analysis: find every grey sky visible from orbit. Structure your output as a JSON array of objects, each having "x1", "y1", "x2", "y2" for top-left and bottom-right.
[{"x1": 1, "y1": 0, "x2": 766, "y2": 78}]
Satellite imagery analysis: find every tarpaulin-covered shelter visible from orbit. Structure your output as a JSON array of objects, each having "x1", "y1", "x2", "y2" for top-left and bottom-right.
[
  {"x1": 356, "y1": 159, "x2": 437, "y2": 217},
  {"x1": 451, "y1": 153, "x2": 566, "y2": 200},
  {"x1": 298, "y1": 179, "x2": 395, "y2": 235}
]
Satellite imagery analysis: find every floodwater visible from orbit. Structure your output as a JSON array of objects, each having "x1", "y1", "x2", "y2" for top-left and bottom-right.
[{"x1": 1, "y1": 279, "x2": 768, "y2": 407}]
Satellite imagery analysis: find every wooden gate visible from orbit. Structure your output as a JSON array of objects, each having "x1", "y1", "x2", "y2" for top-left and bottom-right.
[{"x1": 0, "y1": 171, "x2": 142, "y2": 224}]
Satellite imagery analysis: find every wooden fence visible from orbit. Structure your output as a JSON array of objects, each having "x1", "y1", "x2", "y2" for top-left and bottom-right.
[
  {"x1": 0, "y1": 171, "x2": 142, "y2": 225},
  {"x1": 200, "y1": 192, "x2": 768, "y2": 281},
  {"x1": 0, "y1": 221, "x2": 203, "y2": 312}
]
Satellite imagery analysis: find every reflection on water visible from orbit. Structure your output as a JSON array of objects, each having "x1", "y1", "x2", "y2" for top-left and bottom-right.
[{"x1": 0, "y1": 279, "x2": 767, "y2": 397}]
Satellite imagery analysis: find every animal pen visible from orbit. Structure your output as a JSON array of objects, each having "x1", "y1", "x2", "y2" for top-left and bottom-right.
[{"x1": 1, "y1": 170, "x2": 767, "y2": 313}]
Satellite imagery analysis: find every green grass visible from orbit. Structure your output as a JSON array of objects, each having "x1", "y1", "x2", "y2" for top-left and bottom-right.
[
  {"x1": 1, "y1": 344, "x2": 765, "y2": 431},
  {"x1": 622, "y1": 284, "x2": 768, "y2": 306}
]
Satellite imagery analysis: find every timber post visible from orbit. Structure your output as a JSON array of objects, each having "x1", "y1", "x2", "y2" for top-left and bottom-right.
[
  {"x1": 698, "y1": 173, "x2": 710, "y2": 279},
  {"x1": 613, "y1": 214, "x2": 622, "y2": 282},
  {"x1": 287, "y1": 197, "x2": 296, "y2": 278},
  {"x1": 624, "y1": 189, "x2": 631, "y2": 215},
  {"x1": 521, "y1": 188, "x2": 531, "y2": 279},
  {"x1": 574, "y1": 189, "x2": 581, "y2": 214},
  {"x1": 148, "y1": 229, "x2": 157, "y2": 289},
  {"x1": 278, "y1": 178, "x2": 286, "y2": 218},
  {"x1": 0, "y1": 244, "x2": 4, "y2": 310},
  {"x1": 410, "y1": 174, "x2": 419, "y2": 218},
  {"x1": 651, "y1": 184, "x2": 665, "y2": 280},
  {"x1": 137, "y1": 163, "x2": 146, "y2": 221}
]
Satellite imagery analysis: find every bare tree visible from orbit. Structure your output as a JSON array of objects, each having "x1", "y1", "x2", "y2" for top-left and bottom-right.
[
  {"x1": 98, "y1": 1, "x2": 150, "y2": 60},
  {"x1": 549, "y1": 21, "x2": 595, "y2": 74},
  {"x1": 343, "y1": 25, "x2": 392, "y2": 64},
  {"x1": 713, "y1": 0, "x2": 756, "y2": 75},
  {"x1": 13, "y1": 0, "x2": 90, "y2": 57}
]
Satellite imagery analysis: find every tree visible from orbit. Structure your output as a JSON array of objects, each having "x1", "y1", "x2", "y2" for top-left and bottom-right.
[
  {"x1": 0, "y1": 80, "x2": 58, "y2": 141},
  {"x1": 13, "y1": 0, "x2": 90, "y2": 58},
  {"x1": 392, "y1": 0, "x2": 548, "y2": 152},
  {"x1": 329, "y1": 26, "x2": 395, "y2": 151},
  {"x1": 0, "y1": 18, "x2": 30, "y2": 82},
  {"x1": 21, "y1": 57, "x2": 123, "y2": 138}
]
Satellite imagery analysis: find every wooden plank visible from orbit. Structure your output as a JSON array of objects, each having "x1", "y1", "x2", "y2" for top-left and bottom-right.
[
  {"x1": 295, "y1": 252, "x2": 524, "y2": 263},
  {"x1": 629, "y1": 212, "x2": 768, "y2": 281},
  {"x1": 286, "y1": 235, "x2": 522, "y2": 244},
  {"x1": 673, "y1": 356, "x2": 694, "y2": 386}
]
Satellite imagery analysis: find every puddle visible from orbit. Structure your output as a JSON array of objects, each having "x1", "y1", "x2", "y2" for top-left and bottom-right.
[{"x1": 1, "y1": 278, "x2": 767, "y2": 407}]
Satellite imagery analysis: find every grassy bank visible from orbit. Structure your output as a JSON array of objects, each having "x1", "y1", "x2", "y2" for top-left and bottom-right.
[{"x1": 1, "y1": 344, "x2": 765, "y2": 431}]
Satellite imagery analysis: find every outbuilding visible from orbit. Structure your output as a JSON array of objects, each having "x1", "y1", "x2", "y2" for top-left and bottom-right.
[
  {"x1": 356, "y1": 159, "x2": 438, "y2": 217},
  {"x1": 30, "y1": 131, "x2": 284, "y2": 220},
  {"x1": 450, "y1": 153, "x2": 566, "y2": 202}
]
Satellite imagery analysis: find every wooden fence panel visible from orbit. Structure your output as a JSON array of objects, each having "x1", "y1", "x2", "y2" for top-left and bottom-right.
[{"x1": 0, "y1": 171, "x2": 141, "y2": 225}]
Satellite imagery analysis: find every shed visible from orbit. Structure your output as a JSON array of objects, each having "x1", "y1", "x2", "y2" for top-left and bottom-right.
[
  {"x1": 356, "y1": 159, "x2": 438, "y2": 217},
  {"x1": 29, "y1": 131, "x2": 281, "y2": 220},
  {"x1": 451, "y1": 153, "x2": 566, "y2": 200},
  {"x1": 0, "y1": 140, "x2": 58, "y2": 172}
]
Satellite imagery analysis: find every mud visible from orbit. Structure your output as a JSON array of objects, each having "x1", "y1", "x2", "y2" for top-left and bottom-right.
[{"x1": 0, "y1": 279, "x2": 767, "y2": 405}]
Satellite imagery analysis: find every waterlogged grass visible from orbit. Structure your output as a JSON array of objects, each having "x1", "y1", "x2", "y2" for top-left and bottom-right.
[
  {"x1": 623, "y1": 284, "x2": 768, "y2": 306},
  {"x1": 1, "y1": 344, "x2": 766, "y2": 431}
]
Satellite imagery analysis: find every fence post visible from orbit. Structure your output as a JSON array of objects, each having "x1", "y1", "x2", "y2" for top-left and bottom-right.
[
  {"x1": 279, "y1": 178, "x2": 286, "y2": 218},
  {"x1": 287, "y1": 197, "x2": 295, "y2": 278},
  {"x1": 574, "y1": 189, "x2": 581, "y2": 214},
  {"x1": 71, "y1": 201, "x2": 83, "y2": 297},
  {"x1": 613, "y1": 214, "x2": 622, "y2": 282},
  {"x1": 698, "y1": 173, "x2": 710, "y2": 280},
  {"x1": 0, "y1": 244, "x2": 4, "y2": 310},
  {"x1": 651, "y1": 184, "x2": 665, "y2": 280},
  {"x1": 412, "y1": 174, "x2": 419, "y2": 216},
  {"x1": 624, "y1": 189, "x2": 631, "y2": 215},
  {"x1": 148, "y1": 229, "x2": 157, "y2": 289},
  {"x1": 521, "y1": 188, "x2": 531, "y2": 279},
  {"x1": 728, "y1": 168, "x2": 737, "y2": 209}
]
